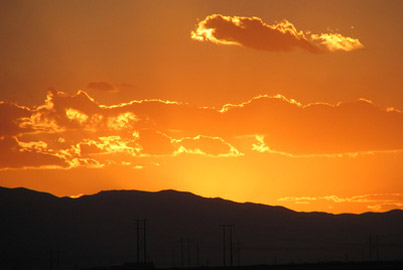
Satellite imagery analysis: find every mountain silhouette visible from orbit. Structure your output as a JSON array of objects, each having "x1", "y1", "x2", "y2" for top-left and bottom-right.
[{"x1": 1, "y1": 186, "x2": 403, "y2": 270}]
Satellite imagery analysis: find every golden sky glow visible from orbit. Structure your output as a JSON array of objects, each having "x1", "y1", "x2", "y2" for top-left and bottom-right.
[{"x1": 0, "y1": 0, "x2": 402, "y2": 214}]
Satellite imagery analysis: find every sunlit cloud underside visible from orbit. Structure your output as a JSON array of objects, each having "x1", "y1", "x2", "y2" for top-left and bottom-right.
[{"x1": 1, "y1": 91, "x2": 402, "y2": 213}]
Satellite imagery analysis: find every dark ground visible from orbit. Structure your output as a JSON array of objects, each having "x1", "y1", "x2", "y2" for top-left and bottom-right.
[{"x1": 2, "y1": 187, "x2": 403, "y2": 269}]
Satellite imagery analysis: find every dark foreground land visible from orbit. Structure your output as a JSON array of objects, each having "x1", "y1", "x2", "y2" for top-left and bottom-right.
[
  {"x1": 192, "y1": 262, "x2": 403, "y2": 270},
  {"x1": 85, "y1": 261, "x2": 403, "y2": 270},
  {"x1": 228, "y1": 261, "x2": 403, "y2": 269},
  {"x1": 1, "y1": 187, "x2": 403, "y2": 269}
]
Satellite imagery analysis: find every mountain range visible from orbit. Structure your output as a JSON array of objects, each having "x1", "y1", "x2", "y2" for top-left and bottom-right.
[{"x1": 1, "y1": 186, "x2": 403, "y2": 270}]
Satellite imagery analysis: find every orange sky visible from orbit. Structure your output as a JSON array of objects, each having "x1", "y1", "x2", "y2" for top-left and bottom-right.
[{"x1": 0, "y1": 0, "x2": 402, "y2": 214}]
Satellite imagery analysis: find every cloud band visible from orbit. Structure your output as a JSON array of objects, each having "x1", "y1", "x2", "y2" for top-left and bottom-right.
[{"x1": 191, "y1": 14, "x2": 364, "y2": 53}]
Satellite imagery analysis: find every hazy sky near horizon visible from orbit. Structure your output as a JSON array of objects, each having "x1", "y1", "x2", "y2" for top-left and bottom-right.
[{"x1": 1, "y1": 0, "x2": 402, "y2": 213}]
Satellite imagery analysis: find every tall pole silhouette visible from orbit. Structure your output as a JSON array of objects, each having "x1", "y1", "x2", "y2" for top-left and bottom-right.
[
  {"x1": 135, "y1": 219, "x2": 147, "y2": 264},
  {"x1": 49, "y1": 248, "x2": 53, "y2": 270},
  {"x1": 171, "y1": 248, "x2": 175, "y2": 268},
  {"x1": 229, "y1": 226, "x2": 233, "y2": 268},
  {"x1": 220, "y1": 224, "x2": 234, "y2": 268},
  {"x1": 196, "y1": 242, "x2": 200, "y2": 267},
  {"x1": 143, "y1": 219, "x2": 147, "y2": 263},
  {"x1": 180, "y1": 239, "x2": 184, "y2": 269},
  {"x1": 220, "y1": 225, "x2": 226, "y2": 267},
  {"x1": 369, "y1": 236, "x2": 373, "y2": 261},
  {"x1": 187, "y1": 238, "x2": 191, "y2": 268},
  {"x1": 236, "y1": 240, "x2": 240, "y2": 267},
  {"x1": 136, "y1": 220, "x2": 140, "y2": 263},
  {"x1": 56, "y1": 249, "x2": 60, "y2": 270}
]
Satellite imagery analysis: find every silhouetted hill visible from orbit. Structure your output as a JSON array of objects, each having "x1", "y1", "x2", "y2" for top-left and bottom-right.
[{"x1": 1, "y1": 187, "x2": 403, "y2": 270}]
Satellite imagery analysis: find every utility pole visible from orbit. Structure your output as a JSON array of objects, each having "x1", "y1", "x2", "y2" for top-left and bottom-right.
[
  {"x1": 236, "y1": 240, "x2": 240, "y2": 267},
  {"x1": 171, "y1": 248, "x2": 175, "y2": 269},
  {"x1": 136, "y1": 219, "x2": 140, "y2": 263},
  {"x1": 229, "y1": 226, "x2": 233, "y2": 268},
  {"x1": 135, "y1": 219, "x2": 147, "y2": 264},
  {"x1": 220, "y1": 225, "x2": 226, "y2": 267},
  {"x1": 196, "y1": 242, "x2": 200, "y2": 267},
  {"x1": 220, "y1": 225, "x2": 235, "y2": 268},
  {"x1": 144, "y1": 219, "x2": 147, "y2": 264},
  {"x1": 369, "y1": 236, "x2": 373, "y2": 261},
  {"x1": 56, "y1": 249, "x2": 60, "y2": 270},
  {"x1": 375, "y1": 235, "x2": 380, "y2": 262},
  {"x1": 180, "y1": 239, "x2": 184, "y2": 269},
  {"x1": 49, "y1": 248, "x2": 53, "y2": 270},
  {"x1": 187, "y1": 239, "x2": 191, "y2": 268}
]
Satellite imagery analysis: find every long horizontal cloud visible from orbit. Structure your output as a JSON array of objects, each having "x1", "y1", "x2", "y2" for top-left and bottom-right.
[
  {"x1": 0, "y1": 101, "x2": 32, "y2": 136},
  {"x1": 191, "y1": 14, "x2": 364, "y2": 53},
  {"x1": 278, "y1": 194, "x2": 403, "y2": 212},
  {"x1": 0, "y1": 136, "x2": 68, "y2": 169},
  {"x1": 87, "y1": 82, "x2": 118, "y2": 93},
  {"x1": 172, "y1": 135, "x2": 243, "y2": 157},
  {"x1": 0, "y1": 90, "x2": 402, "y2": 169}
]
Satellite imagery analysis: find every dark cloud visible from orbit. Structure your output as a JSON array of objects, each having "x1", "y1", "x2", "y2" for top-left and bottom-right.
[
  {"x1": 191, "y1": 14, "x2": 364, "y2": 53},
  {"x1": 0, "y1": 101, "x2": 31, "y2": 136},
  {"x1": 0, "y1": 137, "x2": 68, "y2": 169},
  {"x1": 87, "y1": 82, "x2": 117, "y2": 92}
]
